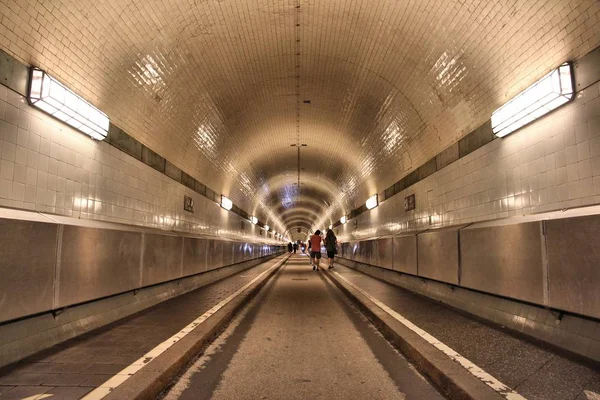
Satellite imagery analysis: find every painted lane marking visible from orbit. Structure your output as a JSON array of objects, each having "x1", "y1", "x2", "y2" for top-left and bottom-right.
[
  {"x1": 82, "y1": 256, "x2": 288, "y2": 400},
  {"x1": 585, "y1": 390, "x2": 600, "y2": 400},
  {"x1": 332, "y1": 271, "x2": 527, "y2": 400}
]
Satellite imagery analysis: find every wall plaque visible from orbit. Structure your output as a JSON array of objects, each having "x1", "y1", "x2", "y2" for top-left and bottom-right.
[
  {"x1": 404, "y1": 194, "x2": 415, "y2": 211},
  {"x1": 184, "y1": 195, "x2": 195, "y2": 213}
]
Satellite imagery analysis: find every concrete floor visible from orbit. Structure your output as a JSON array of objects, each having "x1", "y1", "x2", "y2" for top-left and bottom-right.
[{"x1": 162, "y1": 255, "x2": 444, "y2": 400}]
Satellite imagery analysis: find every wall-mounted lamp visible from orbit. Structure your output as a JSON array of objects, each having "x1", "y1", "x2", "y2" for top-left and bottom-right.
[
  {"x1": 28, "y1": 67, "x2": 109, "y2": 140},
  {"x1": 340, "y1": 216, "x2": 347, "y2": 224},
  {"x1": 250, "y1": 216, "x2": 258, "y2": 224},
  {"x1": 220, "y1": 195, "x2": 233, "y2": 210},
  {"x1": 492, "y1": 63, "x2": 573, "y2": 138},
  {"x1": 366, "y1": 194, "x2": 378, "y2": 210}
]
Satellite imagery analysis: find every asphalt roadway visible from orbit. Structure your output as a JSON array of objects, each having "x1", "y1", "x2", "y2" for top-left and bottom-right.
[{"x1": 161, "y1": 254, "x2": 444, "y2": 400}]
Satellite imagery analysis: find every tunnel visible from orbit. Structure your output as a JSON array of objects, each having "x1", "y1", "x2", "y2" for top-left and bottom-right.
[{"x1": 0, "y1": 1, "x2": 599, "y2": 399}]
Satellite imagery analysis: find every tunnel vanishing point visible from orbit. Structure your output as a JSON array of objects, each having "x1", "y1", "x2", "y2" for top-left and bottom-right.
[{"x1": 0, "y1": 1, "x2": 600, "y2": 399}]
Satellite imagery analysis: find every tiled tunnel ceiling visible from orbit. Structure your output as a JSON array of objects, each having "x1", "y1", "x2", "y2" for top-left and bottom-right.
[{"x1": 1, "y1": 0, "x2": 599, "y2": 234}]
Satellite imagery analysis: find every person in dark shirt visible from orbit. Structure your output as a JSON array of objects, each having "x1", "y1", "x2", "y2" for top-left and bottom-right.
[{"x1": 324, "y1": 229, "x2": 338, "y2": 269}]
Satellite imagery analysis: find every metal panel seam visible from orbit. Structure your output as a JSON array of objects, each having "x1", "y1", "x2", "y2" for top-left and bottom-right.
[
  {"x1": 139, "y1": 233, "x2": 145, "y2": 289},
  {"x1": 180, "y1": 238, "x2": 185, "y2": 279},
  {"x1": 52, "y1": 224, "x2": 64, "y2": 310},
  {"x1": 541, "y1": 221, "x2": 549, "y2": 307}
]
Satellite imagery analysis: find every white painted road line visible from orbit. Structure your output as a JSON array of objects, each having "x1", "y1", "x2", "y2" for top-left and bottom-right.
[
  {"x1": 332, "y1": 271, "x2": 527, "y2": 400},
  {"x1": 82, "y1": 256, "x2": 288, "y2": 400}
]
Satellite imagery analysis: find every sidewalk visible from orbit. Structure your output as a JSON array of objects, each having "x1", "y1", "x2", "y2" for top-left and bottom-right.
[{"x1": 324, "y1": 264, "x2": 600, "y2": 400}]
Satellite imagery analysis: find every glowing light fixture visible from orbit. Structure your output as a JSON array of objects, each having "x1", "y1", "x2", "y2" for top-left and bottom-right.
[
  {"x1": 220, "y1": 195, "x2": 233, "y2": 210},
  {"x1": 28, "y1": 68, "x2": 109, "y2": 140},
  {"x1": 340, "y1": 216, "x2": 347, "y2": 224},
  {"x1": 329, "y1": 224, "x2": 333, "y2": 230},
  {"x1": 492, "y1": 63, "x2": 573, "y2": 138},
  {"x1": 264, "y1": 225, "x2": 270, "y2": 231},
  {"x1": 250, "y1": 216, "x2": 258, "y2": 224},
  {"x1": 366, "y1": 194, "x2": 379, "y2": 210}
]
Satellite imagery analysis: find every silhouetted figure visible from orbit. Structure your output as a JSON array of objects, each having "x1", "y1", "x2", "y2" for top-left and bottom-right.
[
  {"x1": 293, "y1": 242, "x2": 298, "y2": 253},
  {"x1": 287, "y1": 242, "x2": 293, "y2": 253},
  {"x1": 325, "y1": 229, "x2": 338, "y2": 269}
]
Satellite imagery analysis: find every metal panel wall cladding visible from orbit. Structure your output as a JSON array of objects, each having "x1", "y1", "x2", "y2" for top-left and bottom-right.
[
  {"x1": 233, "y1": 242, "x2": 245, "y2": 264},
  {"x1": 59, "y1": 226, "x2": 142, "y2": 307},
  {"x1": 460, "y1": 222, "x2": 544, "y2": 304},
  {"x1": 207, "y1": 239, "x2": 224, "y2": 270},
  {"x1": 392, "y1": 234, "x2": 418, "y2": 275},
  {"x1": 376, "y1": 238, "x2": 394, "y2": 269},
  {"x1": 417, "y1": 228, "x2": 460, "y2": 284},
  {"x1": 222, "y1": 241, "x2": 235, "y2": 266},
  {"x1": 0, "y1": 219, "x2": 58, "y2": 323},
  {"x1": 364, "y1": 240, "x2": 375, "y2": 265},
  {"x1": 182, "y1": 237, "x2": 209, "y2": 276},
  {"x1": 142, "y1": 234, "x2": 184, "y2": 286},
  {"x1": 545, "y1": 215, "x2": 600, "y2": 319}
]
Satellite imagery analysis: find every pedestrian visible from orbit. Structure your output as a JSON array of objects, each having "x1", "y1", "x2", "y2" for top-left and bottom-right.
[
  {"x1": 287, "y1": 242, "x2": 293, "y2": 253},
  {"x1": 324, "y1": 229, "x2": 338, "y2": 269},
  {"x1": 309, "y1": 230, "x2": 323, "y2": 271},
  {"x1": 293, "y1": 242, "x2": 298, "y2": 253}
]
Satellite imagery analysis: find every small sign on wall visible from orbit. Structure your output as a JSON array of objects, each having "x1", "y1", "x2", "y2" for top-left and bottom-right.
[
  {"x1": 404, "y1": 194, "x2": 416, "y2": 211},
  {"x1": 184, "y1": 195, "x2": 195, "y2": 213}
]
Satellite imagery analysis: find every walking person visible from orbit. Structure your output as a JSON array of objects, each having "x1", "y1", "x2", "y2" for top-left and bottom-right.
[
  {"x1": 309, "y1": 230, "x2": 323, "y2": 271},
  {"x1": 324, "y1": 229, "x2": 338, "y2": 269},
  {"x1": 293, "y1": 242, "x2": 298, "y2": 254},
  {"x1": 287, "y1": 242, "x2": 293, "y2": 253}
]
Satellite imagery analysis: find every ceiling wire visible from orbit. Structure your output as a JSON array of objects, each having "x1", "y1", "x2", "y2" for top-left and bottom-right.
[{"x1": 295, "y1": 0, "x2": 301, "y2": 191}]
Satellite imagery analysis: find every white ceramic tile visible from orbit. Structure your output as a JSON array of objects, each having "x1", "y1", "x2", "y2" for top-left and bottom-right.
[
  {"x1": 1, "y1": 141, "x2": 16, "y2": 162},
  {"x1": 578, "y1": 160, "x2": 593, "y2": 179},
  {"x1": 26, "y1": 149, "x2": 38, "y2": 169},
  {"x1": 25, "y1": 167, "x2": 37, "y2": 186},
  {"x1": 4, "y1": 104, "x2": 18, "y2": 126},
  {"x1": 565, "y1": 145, "x2": 579, "y2": 165},
  {"x1": 577, "y1": 141, "x2": 591, "y2": 161},
  {"x1": 14, "y1": 145, "x2": 28, "y2": 166},
  {"x1": 0, "y1": 159, "x2": 14, "y2": 181},
  {"x1": 12, "y1": 182, "x2": 24, "y2": 201}
]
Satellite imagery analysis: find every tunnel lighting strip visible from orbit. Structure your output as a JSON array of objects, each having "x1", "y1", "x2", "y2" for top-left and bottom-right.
[
  {"x1": 220, "y1": 195, "x2": 233, "y2": 210},
  {"x1": 366, "y1": 194, "x2": 378, "y2": 210},
  {"x1": 28, "y1": 68, "x2": 110, "y2": 141},
  {"x1": 82, "y1": 256, "x2": 289, "y2": 400},
  {"x1": 492, "y1": 63, "x2": 573, "y2": 138},
  {"x1": 331, "y1": 271, "x2": 527, "y2": 400}
]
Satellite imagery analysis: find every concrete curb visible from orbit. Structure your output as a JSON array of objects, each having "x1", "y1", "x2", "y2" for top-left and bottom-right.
[
  {"x1": 321, "y1": 267, "x2": 506, "y2": 400},
  {"x1": 103, "y1": 255, "x2": 290, "y2": 400}
]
